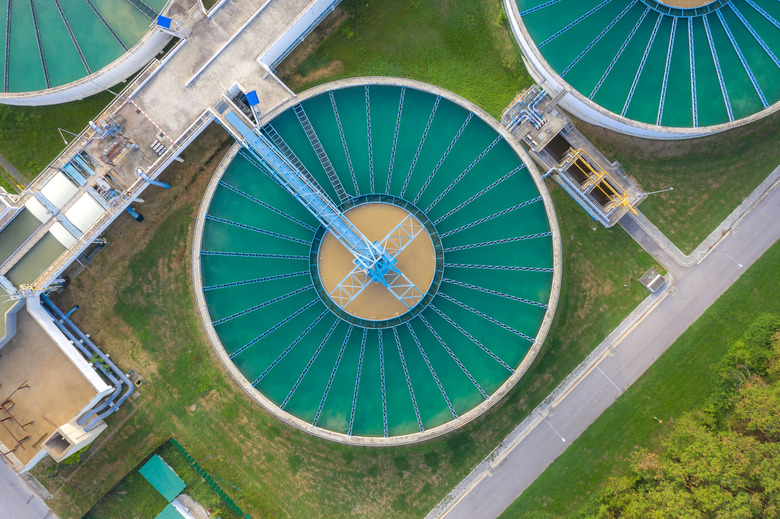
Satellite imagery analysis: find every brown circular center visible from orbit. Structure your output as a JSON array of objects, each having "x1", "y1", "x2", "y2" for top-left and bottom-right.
[
  {"x1": 317, "y1": 203, "x2": 435, "y2": 321},
  {"x1": 655, "y1": 0, "x2": 716, "y2": 7}
]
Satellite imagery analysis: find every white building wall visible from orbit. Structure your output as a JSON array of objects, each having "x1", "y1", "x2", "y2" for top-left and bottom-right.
[
  {"x1": 26, "y1": 297, "x2": 112, "y2": 402},
  {"x1": 0, "y1": 298, "x2": 23, "y2": 350},
  {"x1": 0, "y1": 30, "x2": 172, "y2": 107},
  {"x1": 502, "y1": 0, "x2": 780, "y2": 140},
  {"x1": 258, "y1": 0, "x2": 341, "y2": 70}
]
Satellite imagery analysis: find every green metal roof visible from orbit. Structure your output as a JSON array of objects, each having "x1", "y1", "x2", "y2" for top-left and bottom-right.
[
  {"x1": 155, "y1": 503, "x2": 184, "y2": 519},
  {"x1": 139, "y1": 455, "x2": 186, "y2": 502}
]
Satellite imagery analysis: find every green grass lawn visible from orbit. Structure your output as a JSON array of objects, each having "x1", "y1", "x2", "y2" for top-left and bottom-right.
[
  {"x1": 0, "y1": 170, "x2": 17, "y2": 193},
  {"x1": 280, "y1": 0, "x2": 780, "y2": 257},
  {"x1": 9, "y1": 0, "x2": 765, "y2": 515},
  {"x1": 20, "y1": 3, "x2": 667, "y2": 516},
  {"x1": 276, "y1": 0, "x2": 532, "y2": 118},
  {"x1": 83, "y1": 467, "x2": 169, "y2": 519},
  {"x1": 575, "y1": 111, "x2": 780, "y2": 254},
  {"x1": 30, "y1": 123, "x2": 658, "y2": 518},
  {"x1": 500, "y1": 239, "x2": 780, "y2": 519},
  {"x1": 0, "y1": 91, "x2": 115, "y2": 179},
  {"x1": 84, "y1": 440, "x2": 243, "y2": 519}
]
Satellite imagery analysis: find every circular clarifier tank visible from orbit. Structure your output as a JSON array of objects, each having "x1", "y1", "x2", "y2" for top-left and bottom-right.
[
  {"x1": 0, "y1": 0, "x2": 169, "y2": 100},
  {"x1": 509, "y1": 0, "x2": 780, "y2": 133},
  {"x1": 194, "y1": 79, "x2": 561, "y2": 445}
]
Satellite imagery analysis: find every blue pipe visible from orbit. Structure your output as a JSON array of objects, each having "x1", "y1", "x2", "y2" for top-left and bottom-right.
[
  {"x1": 506, "y1": 112, "x2": 531, "y2": 132},
  {"x1": 40, "y1": 295, "x2": 134, "y2": 431},
  {"x1": 45, "y1": 308, "x2": 124, "y2": 418},
  {"x1": 529, "y1": 92, "x2": 546, "y2": 124},
  {"x1": 138, "y1": 170, "x2": 170, "y2": 189},
  {"x1": 507, "y1": 89, "x2": 545, "y2": 124},
  {"x1": 126, "y1": 206, "x2": 144, "y2": 222},
  {"x1": 507, "y1": 110, "x2": 541, "y2": 131},
  {"x1": 41, "y1": 296, "x2": 125, "y2": 425}
]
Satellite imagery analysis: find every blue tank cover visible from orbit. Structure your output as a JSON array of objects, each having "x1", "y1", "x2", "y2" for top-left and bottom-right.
[{"x1": 246, "y1": 91, "x2": 260, "y2": 106}]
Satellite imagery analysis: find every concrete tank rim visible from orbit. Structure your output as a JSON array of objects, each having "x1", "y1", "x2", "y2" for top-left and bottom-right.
[
  {"x1": 194, "y1": 77, "x2": 563, "y2": 447},
  {"x1": 0, "y1": 13, "x2": 173, "y2": 106},
  {"x1": 504, "y1": 0, "x2": 780, "y2": 140}
]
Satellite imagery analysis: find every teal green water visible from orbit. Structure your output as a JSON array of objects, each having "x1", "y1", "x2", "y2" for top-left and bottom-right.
[
  {"x1": 517, "y1": 0, "x2": 780, "y2": 128},
  {"x1": 6, "y1": 232, "x2": 65, "y2": 286},
  {"x1": 3, "y1": 0, "x2": 158, "y2": 93},
  {"x1": 8, "y1": 0, "x2": 44, "y2": 92},
  {"x1": 200, "y1": 85, "x2": 555, "y2": 438},
  {"x1": 0, "y1": 208, "x2": 42, "y2": 266}
]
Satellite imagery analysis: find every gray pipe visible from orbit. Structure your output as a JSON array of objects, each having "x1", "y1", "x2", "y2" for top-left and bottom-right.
[
  {"x1": 41, "y1": 295, "x2": 134, "y2": 431},
  {"x1": 529, "y1": 90, "x2": 547, "y2": 124},
  {"x1": 41, "y1": 296, "x2": 125, "y2": 424},
  {"x1": 44, "y1": 303, "x2": 120, "y2": 386},
  {"x1": 84, "y1": 392, "x2": 127, "y2": 431},
  {"x1": 49, "y1": 314, "x2": 124, "y2": 424}
]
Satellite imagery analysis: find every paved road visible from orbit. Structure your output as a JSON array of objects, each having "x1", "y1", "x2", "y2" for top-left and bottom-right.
[
  {"x1": 0, "y1": 461, "x2": 56, "y2": 519},
  {"x1": 0, "y1": 150, "x2": 28, "y2": 188},
  {"x1": 431, "y1": 175, "x2": 780, "y2": 519}
]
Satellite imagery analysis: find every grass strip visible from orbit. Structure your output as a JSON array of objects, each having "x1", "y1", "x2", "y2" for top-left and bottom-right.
[
  {"x1": 276, "y1": 0, "x2": 532, "y2": 118},
  {"x1": 29, "y1": 125, "x2": 657, "y2": 518},
  {"x1": 0, "y1": 91, "x2": 115, "y2": 180},
  {"x1": 84, "y1": 440, "x2": 243, "y2": 519},
  {"x1": 574, "y1": 112, "x2": 780, "y2": 254},
  {"x1": 500, "y1": 238, "x2": 780, "y2": 518}
]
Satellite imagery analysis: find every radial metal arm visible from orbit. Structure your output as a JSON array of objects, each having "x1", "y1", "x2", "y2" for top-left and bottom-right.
[{"x1": 223, "y1": 110, "x2": 425, "y2": 313}]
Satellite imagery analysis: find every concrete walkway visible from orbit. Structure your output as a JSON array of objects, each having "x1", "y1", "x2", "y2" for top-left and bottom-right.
[
  {"x1": 0, "y1": 460, "x2": 56, "y2": 519},
  {"x1": 626, "y1": 165, "x2": 780, "y2": 268},
  {"x1": 132, "y1": 0, "x2": 299, "y2": 140},
  {"x1": 428, "y1": 166, "x2": 780, "y2": 519},
  {"x1": 0, "y1": 151, "x2": 28, "y2": 188}
]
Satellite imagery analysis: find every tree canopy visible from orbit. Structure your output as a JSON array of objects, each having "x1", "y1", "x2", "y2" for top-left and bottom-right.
[{"x1": 596, "y1": 315, "x2": 780, "y2": 519}]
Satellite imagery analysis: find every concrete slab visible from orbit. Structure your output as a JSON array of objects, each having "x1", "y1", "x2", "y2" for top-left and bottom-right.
[
  {"x1": 132, "y1": 0, "x2": 301, "y2": 139},
  {"x1": 0, "y1": 309, "x2": 97, "y2": 465}
]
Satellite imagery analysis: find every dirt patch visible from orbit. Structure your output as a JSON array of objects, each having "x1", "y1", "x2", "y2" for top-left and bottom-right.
[
  {"x1": 287, "y1": 60, "x2": 345, "y2": 90},
  {"x1": 275, "y1": 7, "x2": 348, "y2": 90},
  {"x1": 178, "y1": 493, "x2": 210, "y2": 519},
  {"x1": 318, "y1": 203, "x2": 435, "y2": 321},
  {"x1": 436, "y1": 0, "x2": 455, "y2": 16}
]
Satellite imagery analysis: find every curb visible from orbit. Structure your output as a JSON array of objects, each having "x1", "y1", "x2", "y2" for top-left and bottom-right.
[
  {"x1": 630, "y1": 165, "x2": 780, "y2": 268},
  {"x1": 426, "y1": 275, "x2": 671, "y2": 519}
]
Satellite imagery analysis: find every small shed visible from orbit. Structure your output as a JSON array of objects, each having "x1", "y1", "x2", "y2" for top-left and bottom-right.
[
  {"x1": 155, "y1": 503, "x2": 185, "y2": 519},
  {"x1": 639, "y1": 268, "x2": 666, "y2": 293},
  {"x1": 139, "y1": 454, "x2": 186, "y2": 502}
]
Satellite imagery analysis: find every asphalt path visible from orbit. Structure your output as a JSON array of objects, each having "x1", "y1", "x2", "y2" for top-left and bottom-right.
[
  {"x1": 0, "y1": 151, "x2": 28, "y2": 188},
  {"x1": 433, "y1": 177, "x2": 780, "y2": 519},
  {"x1": 0, "y1": 460, "x2": 56, "y2": 519},
  {"x1": 2, "y1": 149, "x2": 778, "y2": 519}
]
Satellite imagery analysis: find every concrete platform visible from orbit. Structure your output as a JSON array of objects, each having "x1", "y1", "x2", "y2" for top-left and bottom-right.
[{"x1": 0, "y1": 309, "x2": 98, "y2": 466}]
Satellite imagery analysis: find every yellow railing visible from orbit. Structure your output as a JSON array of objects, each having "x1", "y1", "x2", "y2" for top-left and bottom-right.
[{"x1": 566, "y1": 148, "x2": 637, "y2": 215}]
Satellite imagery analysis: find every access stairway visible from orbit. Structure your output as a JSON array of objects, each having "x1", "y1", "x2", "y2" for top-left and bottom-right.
[{"x1": 221, "y1": 109, "x2": 425, "y2": 311}]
